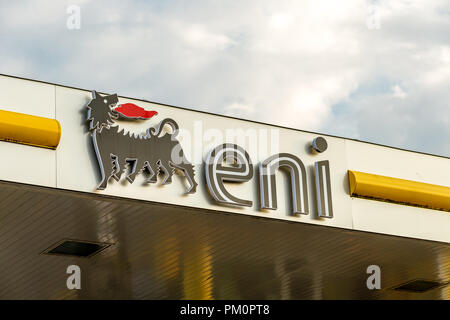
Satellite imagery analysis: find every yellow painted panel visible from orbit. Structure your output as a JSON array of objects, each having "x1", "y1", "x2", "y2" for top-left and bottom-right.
[
  {"x1": 0, "y1": 109, "x2": 61, "y2": 149},
  {"x1": 348, "y1": 170, "x2": 450, "y2": 212}
]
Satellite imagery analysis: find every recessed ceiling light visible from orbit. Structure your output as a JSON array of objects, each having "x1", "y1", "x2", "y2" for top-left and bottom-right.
[
  {"x1": 43, "y1": 239, "x2": 111, "y2": 258},
  {"x1": 392, "y1": 279, "x2": 443, "y2": 293}
]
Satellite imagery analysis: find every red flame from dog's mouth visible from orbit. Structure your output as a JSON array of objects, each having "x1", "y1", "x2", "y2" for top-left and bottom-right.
[{"x1": 114, "y1": 103, "x2": 158, "y2": 119}]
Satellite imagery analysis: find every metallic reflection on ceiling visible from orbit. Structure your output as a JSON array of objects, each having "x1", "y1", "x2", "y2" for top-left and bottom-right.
[{"x1": 0, "y1": 181, "x2": 448, "y2": 300}]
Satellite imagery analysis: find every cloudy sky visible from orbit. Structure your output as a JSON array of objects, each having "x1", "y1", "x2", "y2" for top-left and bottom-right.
[{"x1": 0, "y1": 0, "x2": 449, "y2": 156}]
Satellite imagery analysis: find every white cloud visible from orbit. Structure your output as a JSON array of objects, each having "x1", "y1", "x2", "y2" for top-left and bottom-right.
[
  {"x1": 0, "y1": 0, "x2": 449, "y2": 156},
  {"x1": 392, "y1": 85, "x2": 407, "y2": 99},
  {"x1": 269, "y1": 13, "x2": 294, "y2": 30},
  {"x1": 225, "y1": 102, "x2": 255, "y2": 118},
  {"x1": 179, "y1": 24, "x2": 236, "y2": 50}
]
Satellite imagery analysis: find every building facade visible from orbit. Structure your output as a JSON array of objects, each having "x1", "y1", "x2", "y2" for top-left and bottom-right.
[{"x1": 0, "y1": 74, "x2": 448, "y2": 299}]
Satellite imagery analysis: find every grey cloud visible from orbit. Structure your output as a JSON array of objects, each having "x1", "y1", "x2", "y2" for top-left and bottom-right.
[{"x1": 0, "y1": 0, "x2": 448, "y2": 157}]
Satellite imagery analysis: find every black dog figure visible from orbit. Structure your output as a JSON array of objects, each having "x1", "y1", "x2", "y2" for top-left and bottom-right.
[{"x1": 87, "y1": 90, "x2": 197, "y2": 193}]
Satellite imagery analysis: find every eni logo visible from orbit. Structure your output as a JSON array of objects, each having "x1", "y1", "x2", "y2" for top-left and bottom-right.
[
  {"x1": 86, "y1": 90, "x2": 333, "y2": 218},
  {"x1": 205, "y1": 142, "x2": 333, "y2": 218},
  {"x1": 86, "y1": 91, "x2": 197, "y2": 193}
]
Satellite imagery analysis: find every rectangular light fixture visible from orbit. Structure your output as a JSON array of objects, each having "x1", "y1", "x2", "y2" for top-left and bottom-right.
[
  {"x1": 392, "y1": 279, "x2": 443, "y2": 293},
  {"x1": 348, "y1": 170, "x2": 450, "y2": 212},
  {"x1": 43, "y1": 239, "x2": 111, "y2": 258},
  {"x1": 0, "y1": 109, "x2": 61, "y2": 149}
]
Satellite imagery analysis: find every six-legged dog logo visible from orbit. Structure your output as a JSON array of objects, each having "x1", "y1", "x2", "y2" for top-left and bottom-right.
[{"x1": 86, "y1": 91, "x2": 197, "y2": 193}]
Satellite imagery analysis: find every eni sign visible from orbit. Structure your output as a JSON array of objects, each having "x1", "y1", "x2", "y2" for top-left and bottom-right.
[
  {"x1": 86, "y1": 91, "x2": 334, "y2": 219},
  {"x1": 205, "y1": 143, "x2": 333, "y2": 218}
]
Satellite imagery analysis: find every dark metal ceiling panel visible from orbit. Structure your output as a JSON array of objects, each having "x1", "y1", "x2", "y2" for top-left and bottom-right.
[{"x1": 0, "y1": 181, "x2": 448, "y2": 299}]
